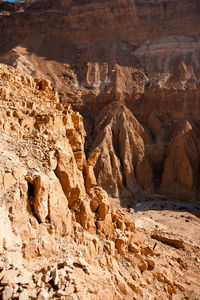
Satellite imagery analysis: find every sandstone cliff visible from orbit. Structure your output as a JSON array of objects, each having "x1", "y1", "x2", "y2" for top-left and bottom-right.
[
  {"x1": 1, "y1": 0, "x2": 200, "y2": 201},
  {"x1": 0, "y1": 63, "x2": 188, "y2": 299},
  {"x1": 0, "y1": 1, "x2": 200, "y2": 298}
]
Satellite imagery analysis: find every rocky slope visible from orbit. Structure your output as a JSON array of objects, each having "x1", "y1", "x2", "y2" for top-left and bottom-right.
[
  {"x1": 0, "y1": 0, "x2": 200, "y2": 296},
  {"x1": 0, "y1": 63, "x2": 189, "y2": 299},
  {"x1": 1, "y1": 0, "x2": 200, "y2": 201}
]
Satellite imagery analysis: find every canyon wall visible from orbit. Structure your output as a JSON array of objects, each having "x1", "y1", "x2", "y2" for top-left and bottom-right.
[
  {"x1": 0, "y1": 63, "x2": 183, "y2": 299},
  {"x1": 0, "y1": 2, "x2": 200, "y2": 297},
  {"x1": 1, "y1": 0, "x2": 200, "y2": 201}
]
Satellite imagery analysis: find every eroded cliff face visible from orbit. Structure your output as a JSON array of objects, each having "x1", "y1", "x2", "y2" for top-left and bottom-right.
[
  {"x1": 1, "y1": 0, "x2": 200, "y2": 201},
  {"x1": 0, "y1": 63, "x2": 188, "y2": 299}
]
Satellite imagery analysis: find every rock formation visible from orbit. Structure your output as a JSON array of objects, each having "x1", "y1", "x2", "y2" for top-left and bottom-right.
[
  {"x1": 0, "y1": 63, "x2": 185, "y2": 299},
  {"x1": 92, "y1": 102, "x2": 153, "y2": 198},
  {"x1": 1, "y1": 0, "x2": 200, "y2": 201},
  {"x1": 0, "y1": 0, "x2": 200, "y2": 298}
]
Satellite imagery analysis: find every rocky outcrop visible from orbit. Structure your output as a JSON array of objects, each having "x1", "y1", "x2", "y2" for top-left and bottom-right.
[
  {"x1": 161, "y1": 120, "x2": 199, "y2": 199},
  {"x1": 1, "y1": 0, "x2": 200, "y2": 201},
  {"x1": 0, "y1": 0, "x2": 200, "y2": 296},
  {"x1": 92, "y1": 102, "x2": 153, "y2": 198},
  {"x1": 0, "y1": 63, "x2": 183, "y2": 299},
  {"x1": 3, "y1": 54, "x2": 200, "y2": 300},
  {"x1": 92, "y1": 101, "x2": 200, "y2": 200}
]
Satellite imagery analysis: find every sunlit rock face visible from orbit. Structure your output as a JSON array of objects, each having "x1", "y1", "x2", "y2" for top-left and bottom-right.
[
  {"x1": 1, "y1": 0, "x2": 200, "y2": 201},
  {"x1": 0, "y1": 3, "x2": 200, "y2": 299}
]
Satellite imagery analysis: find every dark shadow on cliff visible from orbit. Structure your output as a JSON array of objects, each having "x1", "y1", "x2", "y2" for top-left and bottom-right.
[{"x1": 1, "y1": 0, "x2": 200, "y2": 68}]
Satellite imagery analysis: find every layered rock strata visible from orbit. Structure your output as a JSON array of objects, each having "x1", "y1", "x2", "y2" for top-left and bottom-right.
[
  {"x1": 0, "y1": 64, "x2": 181, "y2": 299},
  {"x1": 1, "y1": 0, "x2": 200, "y2": 201}
]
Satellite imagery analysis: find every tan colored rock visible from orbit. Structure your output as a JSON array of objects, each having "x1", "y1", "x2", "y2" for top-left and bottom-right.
[
  {"x1": 138, "y1": 260, "x2": 148, "y2": 273},
  {"x1": 135, "y1": 157, "x2": 153, "y2": 190},
  {"x1": 129, "y1": 243, "x2": 140, "y2": 254},
  {"x1": 3, "y1": 173, "x2": 16, "y2": 190},
  {"x1": 115, "y1": 237, "x2": 127, "y2": 255},
  {"x1": 48, "y1": 172, "x2": 72, "y2": 236},
  {"x1": 93, "y1": 103, "x2": 153, "y2": 198},
  {"x1": 77, "y1": 198, "x2": 96, "y2": 234},
  {"x1": 96, "y1": 214, "x2": 114, "y2": 235},
  {"x1": 2, "y1": 0, "x2": 200, "y2": 204},
  {"x1": 161, "y1": 120, "x2": 198, "y2": 197},
  {"x1": 151, "y1": 232, "x2": 184, "y2": 249},
  {"x1": 114, "y1": 274, "x2": 129, "y2": 296},
  {"x1": 55, "y1": 149, "x2": 83, "y2": 207},
  {"x1": 1, "y1": 270, "x2": 19, "y2": 285},
  {"x1": 104, "y1": 240, "x2": 115, "y2": 256},
  {"x1": 33, "y1": 174, "x2": 49, "y2": 223},
  {"x1": 124, "y1": 216, "x2": 135, "y2": 232},
  {"x1": 23, "y1": 242, "x2": 38, "y2": 259},
  {"x1": 2, "y1": 286, "x2": 13, "y2": 300},
  {"x1": 154, "y1": 269, "x2": 176, "y2": 293},
  {"x1": 19, "y1": 289, "x2": 29, "y2": 300},
  {"x1": 88, "y1": 186, "x2": 114, "y2": 235},
  {"x1": 87, "y1": 148, "x2": 100, "y2": 167},
  {"x1": 17, "y1": 273, "x2": 31, "y2": 285},
  {"x1": 84, "y1": 165, "x2": 97, "y2": 188},
  {"x1": 66, "y1": 128, "x2": 84, "y2": 152},
  {"x1": 0, "y1": 46, "x2": 196, "y2": 300},
  {"x1": 0, "y1": 87, "x2": 10, "y2": 101},
  {"x1": 146, "y1": 257, "x2": 155, "y2": 269},
  {"x1": 38, "y1": 233, "x2": 58, "y2": 257},
  {"x1": 37, "y1": 289, "x2": 49, "y2": 300},
  {"x1": 141, "y1": 246, "x2": 155, "y2": 257}
]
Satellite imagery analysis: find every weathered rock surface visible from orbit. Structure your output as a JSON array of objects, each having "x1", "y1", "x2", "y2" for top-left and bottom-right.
[
  {"x1": 1, "y1": 53, "x2": 200, "y2": 300},
  {"x1": 93, "y1": 102, "x2": 153, "y2": 198},
  {"x1": 1, "y1": 0, "x2": 200, "y2": 201},
  {"x1": 0, "y1": 0, "x2": 200, "y2": 297},
  {"x1": 0, "y1": 63, "x2": 183, "y2": 299}
]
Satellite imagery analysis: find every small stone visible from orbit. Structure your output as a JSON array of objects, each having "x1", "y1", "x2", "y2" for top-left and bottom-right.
[
  {"x1": 115, "y1": 237, "x2": 127, "y2": 255},
  {"x1": 28, "y1": 288, "x2": 37, "y2": 299},
  {"x1": 83, "y1": 266, "x2": 90, "y2": 275},
  {"x1": 64, "y1": 266, "x2": 74, "y2": 274},
  {"x1": 128, "y1": 207, "x2": 134, "y2": 214},
  {"x1": 129, "y1": 243, "x2": 140, "y2": 254},
  {"x1": 138, "y1": 260, "x2": 148, "y2": 272},
  {"x1": 51, "y1": 268, "x2": 59, "y2": 287},
  {"x1": 141, "y1": 246, "x2": 154, "y2": 256},
  {"x1": 17, "y1": 274, "x2": 31, "y2": 285},
  {"x1": 28, "y1": 280, "x2": 36, "y2": 289},
  {"x1": 146, "y1": 257, "x2": 155, "y2": 269},
  {"x1": 59, "y1": 268, "x2": 66, "y2": 278},
  {"x1": 56, "y1": 289, "x2": 66, "y2": 296},
  {"x1": 37, "y1": 288, "x2": 49, "y2": 300},
  {"x1": 64, "y1": 258, "x2": 74, "y2": 269},
  {"x1": 77, "y1": 257, "x2": 88, "y2": 267},
  {"x1": 2, "y1": 286, "x2": 13, "y2": 300},
  {"x1": 42, "y1": 274, "x2": 51, "y2": 284},
  {"x1": 19, "y1": 289, "x2": 29, "y2": 300},
  {"x1": 1, "y1": 270, "x2": 19, "y2": 285}
]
